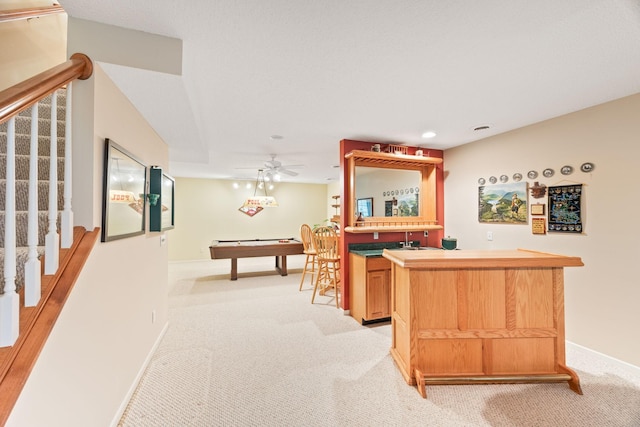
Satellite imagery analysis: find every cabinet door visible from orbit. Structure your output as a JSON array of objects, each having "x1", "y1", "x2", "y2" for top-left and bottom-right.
[{"x1": 366, "y1": 269, "x2": 390, "y2": 319}]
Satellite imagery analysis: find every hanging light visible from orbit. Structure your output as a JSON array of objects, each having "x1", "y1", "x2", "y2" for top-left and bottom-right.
[{"x1": 241, "y1": 169, "x2": 278, "y2": 208}]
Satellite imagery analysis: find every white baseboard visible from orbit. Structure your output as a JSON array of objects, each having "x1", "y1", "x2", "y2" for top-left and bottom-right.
[
  {"x1": 110, "y1": 321, "x2": 169, "y2": 427},
  {"x1": 567, "y1": 340, "x2": 640, "y2": 377}
]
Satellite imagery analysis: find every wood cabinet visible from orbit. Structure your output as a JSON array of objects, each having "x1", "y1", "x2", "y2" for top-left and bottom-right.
[
  {"x1": 349, "y1": 253, "x2": 391, "y2": 324},
  {"x1": 382, "y1": 248, "x2": 584, "y2": 398}
]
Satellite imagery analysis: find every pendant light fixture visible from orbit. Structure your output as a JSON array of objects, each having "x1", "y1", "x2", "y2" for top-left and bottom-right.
[{"x1": 239, "y1": 169, "x2": 278, "y2": 216}]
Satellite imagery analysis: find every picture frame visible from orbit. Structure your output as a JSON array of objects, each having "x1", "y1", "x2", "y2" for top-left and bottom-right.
[
  {"x1": 101, "y1": 139, "x2": 147, "y2": 242},
  {"x1": 531, "y1": 203, "x2": 545, "y2": 216},
  {"x1": 532, "y1": 217, "x2": 546, "y2": 234},
  {"x1": 149, "y1": 167, "x2": 176, "y2": 231},
  {"x1": 478, "y1": 182, "x2": 528, "y2": 224}
]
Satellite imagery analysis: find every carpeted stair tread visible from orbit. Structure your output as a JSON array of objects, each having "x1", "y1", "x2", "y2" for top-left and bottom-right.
[
  {"x1": 0, "y1": 211, "x2": 60, "y2": 247},
  {"x1": 0, "y1": 153, "x2": 65, "y2": 181},
  {"x1": 0, "y1": 116, "x2": 66, "y2": 137},
  {"x1": 0, "y1": 134, "x2": 66, "y2": 156},
  {"x1": 0, "y1": 246, "x2": 45, "y2": 292},
  {"x1": 0, "y1": 179, "x2": 64, "y2": 211}
]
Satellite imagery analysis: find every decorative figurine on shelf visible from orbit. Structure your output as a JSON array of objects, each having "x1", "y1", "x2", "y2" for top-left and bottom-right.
[{"x1": 356, "y1": 212, "x2": 364, "y2": 226}]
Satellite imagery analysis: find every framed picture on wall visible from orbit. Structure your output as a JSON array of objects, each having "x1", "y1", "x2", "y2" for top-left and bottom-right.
[
  {"x1": 531, "y1": 203, "x2": 545, "y2": 216},
  {"x1": 149, "y1": 167, "x2": 176, "y2": 231},
  {"x1": 101, "y1": 138, "x2": 147, "y2": 242},
  {"x1": 478, "y1": 182, "x2": 528, "y2": 224}
]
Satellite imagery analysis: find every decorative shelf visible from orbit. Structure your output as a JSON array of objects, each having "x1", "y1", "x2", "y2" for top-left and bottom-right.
[
  {"x1": 345, "y1": 225, "x2": 443, "y2": 234},
  {"x1": 345, "y1": 220, "x2": 442, "y2": 234},
  {"x1": 344, "y1": 149, "x2": 443, "y2": 167}
]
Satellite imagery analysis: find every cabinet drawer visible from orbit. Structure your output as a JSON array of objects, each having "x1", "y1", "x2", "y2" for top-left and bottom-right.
[{"x1": 367, "y1": 256, "x2": 391, "y2": 271}]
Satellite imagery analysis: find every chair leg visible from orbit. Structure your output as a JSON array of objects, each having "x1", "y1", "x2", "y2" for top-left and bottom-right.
[
  {"x1": 311, "y1": 260, "x2": 325, "y2": 304},
  {"x1": 299, "y1": 254, "x2": 310, "y2": 291},
  {"x1": 299, "y1": 254, "x2": 318, "y2": 291}
]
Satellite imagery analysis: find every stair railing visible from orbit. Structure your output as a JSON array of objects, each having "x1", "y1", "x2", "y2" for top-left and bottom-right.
[{"x1": 0, "y1": 53, "x2": 93, "y2": 347}]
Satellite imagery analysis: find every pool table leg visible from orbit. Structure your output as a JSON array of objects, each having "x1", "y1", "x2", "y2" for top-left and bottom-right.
[
  {"x1": 275, "y1": 256, "x2": 288, "y2": 276},
  {"x1": 230, "y1": 258, "x2": 238, "y2": 280}
]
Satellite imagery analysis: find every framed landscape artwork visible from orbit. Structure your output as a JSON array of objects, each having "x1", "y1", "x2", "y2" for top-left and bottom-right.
[{"x1": 478, "y1": 182, "x2": 528, "y2": 224}]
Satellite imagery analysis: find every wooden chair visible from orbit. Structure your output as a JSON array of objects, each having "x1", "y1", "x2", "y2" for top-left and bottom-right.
[
  {"x1": 311, "y1": 226, "x2": 341, "y2": 308},
  {"x1": 299, "y1": 224, "x2": 317, "y2": 291}
]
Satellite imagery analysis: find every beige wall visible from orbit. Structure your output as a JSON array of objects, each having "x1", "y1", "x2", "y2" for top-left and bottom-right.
[
  {"x1": 7, "y1": 66, "x2": 170, "y2": 427},
  {"x1": 443, "y1": 92, "x2": 640, "y2": 368},
  {"x1": 169, "y1": 177, "x2": 329, "y2": 260},
  {"x1": 0, "y1": 2, "x2": 67, "y2": 90}
]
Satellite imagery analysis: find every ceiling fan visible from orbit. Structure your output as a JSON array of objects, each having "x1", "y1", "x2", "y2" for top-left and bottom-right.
[{"x1": 263, "y1": 154, "x2": 302, "y2": 177}]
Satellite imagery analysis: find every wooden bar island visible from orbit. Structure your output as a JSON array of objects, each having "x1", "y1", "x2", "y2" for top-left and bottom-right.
[{"x1": 382, "y1": 248, "x2": 584, "y2": 398}]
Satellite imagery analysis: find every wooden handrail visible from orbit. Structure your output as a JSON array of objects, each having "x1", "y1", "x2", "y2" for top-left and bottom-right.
[
  {"x1": 0, "y1": 53, "x2": 93, "y2": 124},
  {"x1": 0, "y1": 4, "x2": 65, "y2": 23}
]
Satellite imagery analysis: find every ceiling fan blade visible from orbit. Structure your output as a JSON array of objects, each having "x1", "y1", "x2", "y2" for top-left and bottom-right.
[{"x1": 279, "y1": 169, "x2": 298, "y2": 176}]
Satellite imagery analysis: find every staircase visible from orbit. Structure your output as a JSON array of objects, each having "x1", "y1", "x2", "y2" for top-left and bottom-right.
[{"x1": 0, "y1": 89, "x2": 66, "y2": 293}]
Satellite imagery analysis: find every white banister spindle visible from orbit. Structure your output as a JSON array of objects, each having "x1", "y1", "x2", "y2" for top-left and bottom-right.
[
  {"x1": 61, "y1": 84, "x2": 73, "y2": 248},
  {"x1": 45, "y1": 91, "x2": 59, "y2": 274},
  {"x1": 25, "y1": 103, "x2": 42, "y2": 307},
  {"x1": 0, "y1": 117, "x2": 20, "y2": 347}
]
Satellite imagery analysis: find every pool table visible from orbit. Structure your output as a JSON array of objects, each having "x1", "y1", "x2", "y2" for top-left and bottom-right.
[{"x1": 209, "y1": 238, "x2": 304, "y2": 280}]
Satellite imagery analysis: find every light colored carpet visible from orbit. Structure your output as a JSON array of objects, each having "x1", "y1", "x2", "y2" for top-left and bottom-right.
[{"x1": 119, "y1": 256, "x2": 640, "y2": 426}]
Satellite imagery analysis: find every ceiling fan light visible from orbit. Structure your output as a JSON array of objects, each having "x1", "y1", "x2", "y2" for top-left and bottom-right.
[{"x1": 274, "y1": 173, "x2": 281, "y2": 182}]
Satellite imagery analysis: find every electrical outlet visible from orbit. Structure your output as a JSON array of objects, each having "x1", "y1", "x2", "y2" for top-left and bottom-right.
[
  {"x1": 423, "y1": 231, "x2": 429, "y2": 237},
  {"x1": 487, "y1": 231, "x2": 493, "y2": 241},
  {"x1": 373, "y1": 232, "x2": 379, "y2": 239}
]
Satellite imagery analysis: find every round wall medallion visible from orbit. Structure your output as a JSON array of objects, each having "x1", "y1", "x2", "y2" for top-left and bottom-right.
[
  {"x1": 478, "y1": 178, "x2": 485, "y2": 185},
  {"x1": 580, "y1": 162, "x2": 595, "y2": 173},
  {"x1": 513, "y1": 173, "x2": 522, "y2": 182},
  {"x1": 489, "y1": 176, "x2": 497, "y2": 184},
  {"x1": 527, "y1": 170, "x2": 538, "y2": 179},
  {"x1": 500, "y1": 174, "x2": 508, "y2": 183},
  {"x1": 560, "y1": 165, "x2": 573, "y2": 175},
  {"x1": 543, "y1": 168, "x2": 554, "y2": 178}
]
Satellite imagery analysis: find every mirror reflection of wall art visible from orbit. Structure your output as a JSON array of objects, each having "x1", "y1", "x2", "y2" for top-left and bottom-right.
[
  {"x1": 478, "y1": 182, "x2": 528, "y2": 224},
  {"x1": 101, "y1": 139, "x2": 147, "y2": 242},
  {"x1": 397, "y1": 193, "x2": 419, "y2": 217}
]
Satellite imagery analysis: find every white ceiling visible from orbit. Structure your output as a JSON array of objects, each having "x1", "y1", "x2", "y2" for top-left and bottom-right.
[{"x1": 59, "y1": 0, "x2": 640, "y2": 184}]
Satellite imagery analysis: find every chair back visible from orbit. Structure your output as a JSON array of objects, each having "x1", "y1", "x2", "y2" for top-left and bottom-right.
[
  {"x1": 300, "y1": 224, "x2": 314, "y2": 253},
  {"x1": 312, "y1": 226, "x2": 340, "y2": 260}
]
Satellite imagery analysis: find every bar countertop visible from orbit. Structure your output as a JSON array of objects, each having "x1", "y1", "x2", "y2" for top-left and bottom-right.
[{"x1": 382, "y1": 248, "x2": 584, "y2": 269}]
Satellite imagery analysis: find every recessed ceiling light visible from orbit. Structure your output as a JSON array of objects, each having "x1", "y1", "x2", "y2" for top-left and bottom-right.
[
  {"x1": 270, "y1": 135, "x2": 284, "y2": 140},
  {"x1": 421, "y1": 131, "x2": 437, "y2": 139}
]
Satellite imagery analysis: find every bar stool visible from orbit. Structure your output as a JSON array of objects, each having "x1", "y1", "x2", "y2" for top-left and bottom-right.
[
  {"x1": 299, "y1": 224, "x2": 317, "y2": 291},
  {"x1": 311, "y1": 226, "x2": 341, "y2": 308}
]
